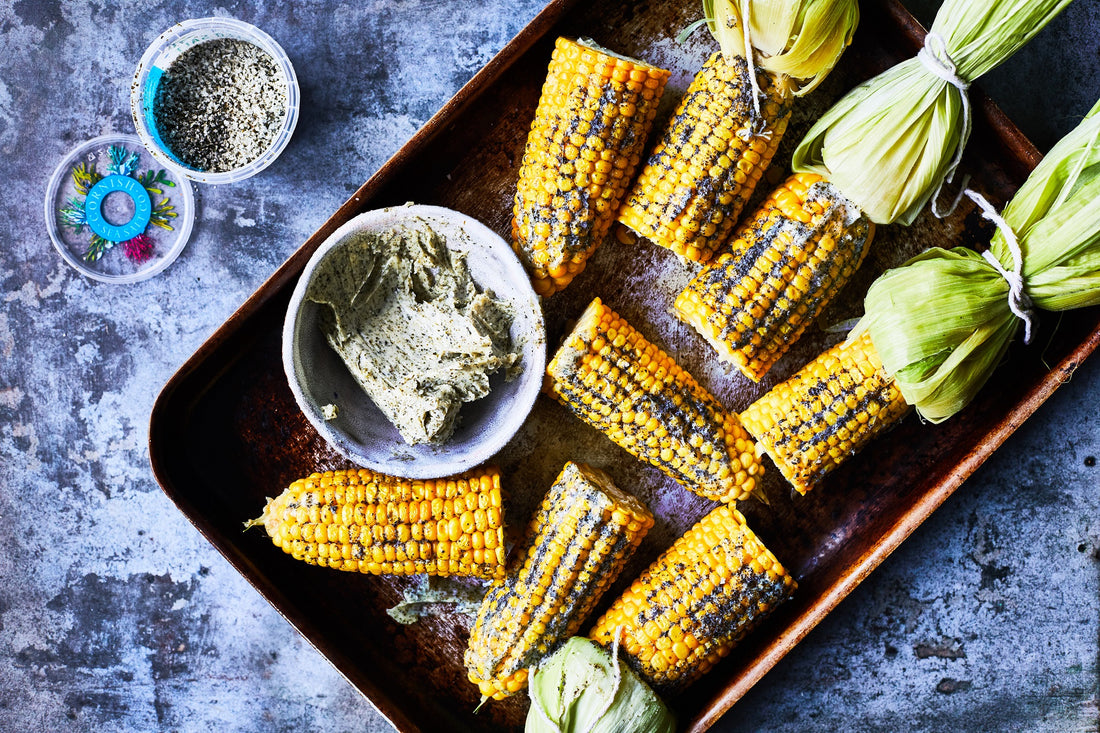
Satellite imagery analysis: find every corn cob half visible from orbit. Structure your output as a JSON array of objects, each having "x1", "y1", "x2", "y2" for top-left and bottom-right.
[
  {"x1": 739, "y1": 331, "x2": 910, "y2": 494},
  {"x1": 547, "y1": 298, "x2": 763, "y2": 504},
  {"x1": 247, "y1": 467, "x2": 506, "y2": 579},
  {"x1": 589, "y1": 504, "x2": 795, "y2": 693},
  {"x1": 675, "y1": 172, "x2": 874, "y2": 381},
  {"x1": 617, "y1": 52, "x2": 794, "y2": 264},
  {"x1": 464, "y1": 462, "x2": 653, "y2": 699},
  {"x1": 513, "y1": 37, "x2": 670, "y2": 296}
]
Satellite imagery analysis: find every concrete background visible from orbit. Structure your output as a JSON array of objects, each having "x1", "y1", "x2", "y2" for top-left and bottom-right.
[{"x1": 1, "y1": 1, "x2": 1096, "y2": 731}]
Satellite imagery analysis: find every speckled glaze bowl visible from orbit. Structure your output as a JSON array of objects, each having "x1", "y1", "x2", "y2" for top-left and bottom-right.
[{"x1": 283, "y1": 204, "x2": 546, "y2": 479}]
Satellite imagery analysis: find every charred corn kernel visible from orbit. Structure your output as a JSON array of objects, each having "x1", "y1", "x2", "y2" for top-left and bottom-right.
[
  {"x1": 589, "y1": 504, "x2": 794, "y2": 692},
  {"x1": 513, "y1": 37, "x2": 670, "y2": 296},
  {"x1": 619, "y1": 53, "x2": 793, "y2": 263},
  {"x1": 547, "y1": 298, "x2": 763, "y2": 503},
  {"x1": 739, "y1": 331, "x2": 910, "y2": 494},
  {"x1": 675, "y1": 173, "x2": 874, "y2": 381},
  {"x1": 465, "y1": 462, "x2": 653, "y2": 700},
  {"x1": 246, "y1": 467, "x2": 506, "y2": 579}
]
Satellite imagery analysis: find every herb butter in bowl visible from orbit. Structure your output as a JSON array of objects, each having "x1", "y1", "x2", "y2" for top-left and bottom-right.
[{"x1": 283, "y1": 204, "x2": 546, "y2": 478}]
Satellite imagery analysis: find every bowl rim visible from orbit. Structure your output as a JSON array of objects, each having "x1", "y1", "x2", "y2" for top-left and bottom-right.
[
  {"x1": 130, "y1": 16, "x2": 300, "y2": 185},
  {"x1": 281, "y1": 204, "x2": 547, "y2": 478}
]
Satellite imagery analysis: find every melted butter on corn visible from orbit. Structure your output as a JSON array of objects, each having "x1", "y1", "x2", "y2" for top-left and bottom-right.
[
  {"x1": 512, "y1": 37, "x2": 671, "y2": 296},
  {"x1": 590, "y1": 504, "x2": 795, "y2": 692},
  {"x1": 547, "y1": 297, "x2": 763, "y2": 504},
  {"x1": 675, "y1": 172, "x2": 874, "y2": 382},
  {"x1": 464, "y1": 461, "x2": 653, "y2": 700},
  {"x1": 619, "y1": 52, "x2": 794, "y2": 264},
  {"x1": 739, "y1": 331, "x2": 910, "y2": 494}
]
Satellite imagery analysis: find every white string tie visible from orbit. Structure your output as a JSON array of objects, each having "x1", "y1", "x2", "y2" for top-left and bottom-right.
[
  {"x1": 740, "y1": 0, "x2": 763, "y2": 121},
  {"x1": 918, "y1": 32, "x2": 972, "y2": 218},
  {"x1": 965, "y1": 189, "x2": 1036, "y2": 344}
]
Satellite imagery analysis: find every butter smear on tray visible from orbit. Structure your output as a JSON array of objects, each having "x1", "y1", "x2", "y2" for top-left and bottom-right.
[{"x1": 306, "y1": 219, "x2": 522, "y2": 445}]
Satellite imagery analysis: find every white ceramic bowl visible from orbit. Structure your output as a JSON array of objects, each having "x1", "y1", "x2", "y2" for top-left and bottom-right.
[{"x1": 283, "y1": 204, "x2": 546, "y2": 478}]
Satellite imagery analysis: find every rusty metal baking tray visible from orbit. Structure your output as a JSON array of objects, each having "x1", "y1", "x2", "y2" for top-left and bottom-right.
[{"x1": 148, "y1": 1, "x2": 1100, "y2": 730}]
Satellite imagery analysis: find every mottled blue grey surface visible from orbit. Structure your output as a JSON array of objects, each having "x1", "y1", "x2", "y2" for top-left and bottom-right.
[{"x1": 1, "y1": 1, "x2": 1097, "y2": 732}]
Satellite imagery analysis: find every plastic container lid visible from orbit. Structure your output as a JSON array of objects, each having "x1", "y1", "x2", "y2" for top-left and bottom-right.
[
  {"x1": 130, "y1": 17, "x2": 300, "y2": 185},
  {"x1": 44, "y1": 133, "x2": 195, "y2": 283}
]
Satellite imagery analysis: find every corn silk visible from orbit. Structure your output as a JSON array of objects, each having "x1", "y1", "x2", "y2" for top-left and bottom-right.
[
  {"x1": 793, "y1": 0, "x2": 1073, "y2": 225},
  {"x1": 853, "y1": 97, "x2": 1100, "y2": 422}
]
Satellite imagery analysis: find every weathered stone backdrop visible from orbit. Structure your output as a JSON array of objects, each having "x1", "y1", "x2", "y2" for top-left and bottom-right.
[{"x1": 0, "y1": 1, "x2": 1096, "y2": 731}]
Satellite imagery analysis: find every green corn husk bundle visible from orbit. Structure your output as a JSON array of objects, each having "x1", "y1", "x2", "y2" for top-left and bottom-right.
[
  {"x1": 853, "y1": 97, "x2": 1100, "y2": 422},
  {"x1": 526, "y1": 637, "x2": 675, "y2": 733},
  {"x1": 703, "y1": 0, "x2": 859, "y2": 94},
  {"x1": 793, "y1": 0, "x2": 1073, "y2": 225}
]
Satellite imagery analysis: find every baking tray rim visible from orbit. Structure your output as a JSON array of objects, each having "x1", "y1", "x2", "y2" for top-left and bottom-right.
[{"x1": 147, "y1": 1, "x2": 1100, "y2": 730}]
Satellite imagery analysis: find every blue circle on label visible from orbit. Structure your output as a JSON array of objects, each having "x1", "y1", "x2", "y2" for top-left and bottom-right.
[{"x1": 84, "y1": 174, "x2": 153, "y2": 242}]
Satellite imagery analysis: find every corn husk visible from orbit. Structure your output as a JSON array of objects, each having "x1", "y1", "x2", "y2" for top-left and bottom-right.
[
  {"x1": 385, "y1": 575, "x2": 486, "y2": 625},
  {"x1": 703, "y1": 0, "x2": 858, "y2": 94},
  {"x1": 526, "y1": 637, "x2": 674, "y2": 733},
  {"x1": 793, "y1": 0, "x2": 1073, "y2": 225},
  {"x1": 854, "y1": 98, "x2": 1100, "y2": 423}
]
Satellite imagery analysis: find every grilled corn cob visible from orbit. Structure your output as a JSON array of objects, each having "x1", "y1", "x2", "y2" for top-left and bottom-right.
[
  {"x1": 589, "y1": 504, "x2": 795, "y2": 692},
  {"x1": 739, "y1": 331, "x2": 910, "y2": 494},
  {"x1": 513, "y1": 37, "x2": 670, "y2": 296},
  {"x1": 246, "y1": 467, "x2": 507, "y2": 578},
  {"x1": 464, "y1": 462, "x2": 653, "y2": 699},
  {"x1": 617, "y1": 52, "x2": 793, "y2": 263},
  {"x1": 547, "y1": 298, "x2": 763, "y2": 504},
  {"x1": 675, "y1": 172, "x2": 873, "y2": 381}
]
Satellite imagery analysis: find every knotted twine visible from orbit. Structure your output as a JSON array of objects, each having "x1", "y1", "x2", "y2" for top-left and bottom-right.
[
  {"x1": 917, "y1": 31, "x2": 973, "y2": 218},
  {"x1": 964, "y1": 189, "x2": 1037, "y2": 344}
]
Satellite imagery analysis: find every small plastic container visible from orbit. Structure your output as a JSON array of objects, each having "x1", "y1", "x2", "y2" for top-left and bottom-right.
[
  {"x1": 131, "y1": 17, "x2": 300, "y2": 185},
  {"x1": 44, "y1": 133, "x2": 195, "y2": 284}
]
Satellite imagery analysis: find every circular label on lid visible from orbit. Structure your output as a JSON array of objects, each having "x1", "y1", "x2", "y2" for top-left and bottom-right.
[
  {"x1": 84, "y1": 174, "x2": 153, "y2": 242},
  {"x1": 44, "y1": 133, "x2": 195, "y2": 284}
]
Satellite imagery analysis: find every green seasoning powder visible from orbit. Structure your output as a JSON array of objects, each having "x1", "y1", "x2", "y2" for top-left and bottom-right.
[{"x1": 153, "y1": 38, "x2": 287, "y2": 172}]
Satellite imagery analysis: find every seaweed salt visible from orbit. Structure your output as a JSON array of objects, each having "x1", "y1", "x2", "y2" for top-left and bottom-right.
[{"x1": 153, "y1": 38, "x2": 287, "y2": 173}]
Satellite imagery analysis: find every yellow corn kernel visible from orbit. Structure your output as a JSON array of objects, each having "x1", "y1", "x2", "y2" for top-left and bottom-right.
[
  {"x1": 547, "y1": 297, "x2": 763, "y2": 503},
  {"x1": 675, "y1": 172, "x2": 874, "y2": 381},
  {"x1": 513, "y1": 37, "x2": 671, "y2": 296},
  {"x1": 246, "y1": 467, "x2": 506, "y2": 579},
  {"x1": 464, "y1": 462, "x2": 653, "y2": 699},
  {"x1": 739, "y1": 331, "x2": 911, "y2": 494}
]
